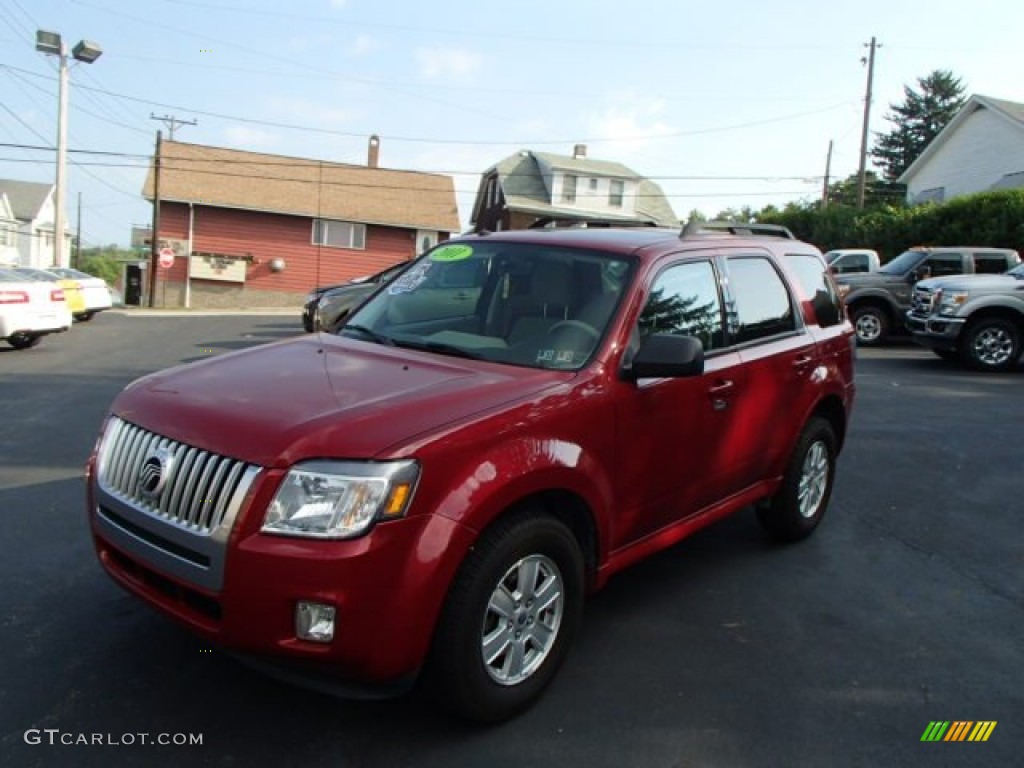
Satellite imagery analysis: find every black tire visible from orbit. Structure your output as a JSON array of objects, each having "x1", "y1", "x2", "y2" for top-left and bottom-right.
[
  {"x1": 958, "y1": 318, "x2": 1021, "y2": 372},
  {"x1": 80, "y1": 311, "x2": 95, "y2": 322},
  {"x1": 757, "y1": 417, "x2": 837, "y2": 542},
  {"x1": 7, "y1": 333, "x2": 42, "y2": 350},
  {"x1": 426, "y1": 511, "x2": 584, "y2": 723},
  {"x1": 851, "y1": 305, "x2": 889, "y2": 346}
]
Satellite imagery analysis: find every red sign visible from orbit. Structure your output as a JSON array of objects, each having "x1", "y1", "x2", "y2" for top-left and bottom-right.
[{"x1": 158, "y1": 247, "x2": 175, "y2": 269}]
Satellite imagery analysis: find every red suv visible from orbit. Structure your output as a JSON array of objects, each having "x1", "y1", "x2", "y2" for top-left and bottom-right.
[{"x1": 87, "y1": 226, "x2": 855, "y2": 722}]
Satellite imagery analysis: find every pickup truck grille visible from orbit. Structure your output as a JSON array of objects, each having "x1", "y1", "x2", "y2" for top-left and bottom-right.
[
  {"x1": 97, "y1": 416, "x2": 256, "y2": 534},
  {"x1": 910, "y1": 286, "x2": 936, "y2": 317}
]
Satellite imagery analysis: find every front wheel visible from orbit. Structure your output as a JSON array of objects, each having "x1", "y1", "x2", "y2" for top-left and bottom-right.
[
  {"x1": 426, "y1": 512, "x2": 584, "y2": 723},
  {"x1": 959, "y1": 318, "x2": 1021, "y2": 372},
  {"x1": 851, "y1": 306, "x2": 889, "y2": 346},
  {"x1": 757, "y1": 417, "x2": 837, "y2": 542},
  {"x1": 7, "y1": 333, "x2": 41, "y2": 350}
]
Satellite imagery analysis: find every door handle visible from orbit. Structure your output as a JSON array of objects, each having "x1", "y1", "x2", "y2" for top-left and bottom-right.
[
  {"x1": 792, "y1": 355, "x2": 814, "y2": 369},
  {"x1": 707, "y1": 380, "x2": 734, "y2": 394}
]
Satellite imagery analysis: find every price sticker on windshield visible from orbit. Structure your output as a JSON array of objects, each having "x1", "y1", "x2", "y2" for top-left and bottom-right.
[{"x1": 429, "y1": 244, "x2": 473, "y2": 262}]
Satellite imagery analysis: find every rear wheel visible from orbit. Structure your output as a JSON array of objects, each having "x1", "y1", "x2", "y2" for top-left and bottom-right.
[
  {"x1": 757, "y1": 417, "x2": 837, "y2": 542},
  {"x1": 7, "y1": 333, "x2": 42, "y2": 350},
  {"x1": 426, "y1": 512, "x2": 584, "y2": 723},
  {"x1": 851, "y1": 306, "x2": 889, "y2": 346},
  {"x1": 959, "y1": 318, "x2": 1021, "y2": 372}
]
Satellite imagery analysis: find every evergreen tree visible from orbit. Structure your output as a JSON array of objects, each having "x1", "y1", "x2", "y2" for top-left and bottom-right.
[{"x1": 871, "y1": 70, "x2": 967, "y2": 181}]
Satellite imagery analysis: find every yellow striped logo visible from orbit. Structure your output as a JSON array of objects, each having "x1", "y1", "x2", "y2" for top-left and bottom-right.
[{"x1": 921, "y1": 721, "x2": 997, "y2": 742}]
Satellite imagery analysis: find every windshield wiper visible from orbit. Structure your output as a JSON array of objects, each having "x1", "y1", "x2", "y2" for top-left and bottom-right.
[
  {"x1": 340, "y1": 324, "x2": 395, "y2": 346},
  {"x1": 390, "y1": 338, "x2": 484, "y2": 360}
]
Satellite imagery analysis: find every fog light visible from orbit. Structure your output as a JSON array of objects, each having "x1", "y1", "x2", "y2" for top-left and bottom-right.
[{"x1": 295, "y1": 601, "x2": 336, "y2": 643}]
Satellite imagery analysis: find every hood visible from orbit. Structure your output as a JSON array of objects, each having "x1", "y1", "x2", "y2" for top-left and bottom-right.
[
  {"x1": 916, "y1": 273, "x2": 1024, "y2": 291},
  {"x1": 113, "y1": 335, "x2": 567, "y2": 467}
]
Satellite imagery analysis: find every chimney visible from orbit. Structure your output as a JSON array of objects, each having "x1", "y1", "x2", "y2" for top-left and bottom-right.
[
  {"x1": 368, "y1": 134, "x2": 380, "y2": 168},
  {"x1": 573, "y1": 143, "x2": 587, "y2": 160}
]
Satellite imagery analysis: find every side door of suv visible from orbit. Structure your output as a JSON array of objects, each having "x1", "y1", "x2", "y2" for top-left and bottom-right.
[
  {"x1": 611, "y1": 253, "x2": 748, "y2": 546},
  {"x1": 718, "y1": 250, "x2": 821, "y2": 486}
]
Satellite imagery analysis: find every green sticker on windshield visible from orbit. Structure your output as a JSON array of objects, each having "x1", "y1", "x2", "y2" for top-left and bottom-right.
[{"x1": 429, "y1": 244, "x2": 473, "y2": 262}]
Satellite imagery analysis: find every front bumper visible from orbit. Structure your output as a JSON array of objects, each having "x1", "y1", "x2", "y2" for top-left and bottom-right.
[
  {"x1": 905, "y1": 312, "x2": 964, "y2": 351},
  {"x1": 90, "y1": 473, "x2": 476, "y2": 687}
]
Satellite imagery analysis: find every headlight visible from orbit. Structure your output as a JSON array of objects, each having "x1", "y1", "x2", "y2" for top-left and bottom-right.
[
  {"x1": 262, "y1": 460, "x2": 419, "y2": 539},
  {"x1": 938, "y1": 290, "x2": 968, "y2": 315}
]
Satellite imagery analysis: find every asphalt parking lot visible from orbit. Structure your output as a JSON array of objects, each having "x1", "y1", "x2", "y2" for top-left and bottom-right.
[{"x1": 1, "y1": 312, "x2": 1021, "y2": 768}]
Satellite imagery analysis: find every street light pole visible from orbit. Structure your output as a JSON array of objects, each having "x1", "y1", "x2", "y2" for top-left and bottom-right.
[
  {"x1": 35, "y1": 30, "x2": 102, "y2": 270},
  {"x1": 54, "y1": 42, "x2": 69, "y2": 269}
]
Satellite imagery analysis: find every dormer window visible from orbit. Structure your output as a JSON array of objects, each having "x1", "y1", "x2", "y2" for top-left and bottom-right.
[{"x1": 562, "y1": 175, "x2": 577, "y2": 203}]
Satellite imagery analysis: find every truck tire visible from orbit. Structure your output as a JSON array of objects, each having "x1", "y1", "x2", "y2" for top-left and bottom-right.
[
  {"x1": 757, "y1": 417, "x2": 837, "y2": 542},
  {"x1": 851, "y1": 306, "x2": 889, "y2": 346},
  {"x1": 426, "y1": 512, "x2": 584, "y2": 723},
  {"x1": 959, "y1": 317, "x2": 1021, "y2": 372}
]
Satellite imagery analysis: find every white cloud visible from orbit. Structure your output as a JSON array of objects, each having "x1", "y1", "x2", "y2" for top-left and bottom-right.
[
  {"x1": 223, "y1": 125, "x2": 279, "y2": 149},
  {"x1": 264, "y1": 97, "x2": 361, "y2": 127},
  {"x1": 348, "y1": 34, "x2": 380, "y2": 57},
  {"x1": 582, "y1": 95, "x2": 676, "y2": 160},
  {"x1": 414, "y1": 48, "x2": 482, "y2": 80}
]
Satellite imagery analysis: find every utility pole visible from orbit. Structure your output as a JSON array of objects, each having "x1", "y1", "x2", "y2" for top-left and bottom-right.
[
  {"x1": 822, "y1": 140, "x2": 834, "y2": 209},
  {"x1": 75, "y1": 191, "x2": 82, "y2": 269},
  {"x1": 148, "y1": 130, "x2": 162, "y2": 308},
  {"x1": 150, "y1": 113, "x2": 197, "y2": 141},
  {"x1": 856, "y1": 37, "x2": 880, "y2": 210}
]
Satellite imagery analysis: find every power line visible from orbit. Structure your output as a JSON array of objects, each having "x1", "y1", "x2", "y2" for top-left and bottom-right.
[
  {"x1": 0, "y1": 67, "x2": 857, "y2": 145},
  {"x1": 0, "y1": 141, "x2": 827, "y2": 181}
]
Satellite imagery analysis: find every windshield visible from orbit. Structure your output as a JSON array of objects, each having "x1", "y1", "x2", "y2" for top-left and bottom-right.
[
  {"x1": 1008, "y1": 263, "x2": 1024, "y2": 279},
  {"x1": 878, "y1": 250, "x2": 924, "y2": 275},
  {"x1": 341, "y1": 241, "x2": 635, "y2": 371}
]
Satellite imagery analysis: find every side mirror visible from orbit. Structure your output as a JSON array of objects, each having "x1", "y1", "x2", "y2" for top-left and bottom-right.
[
  {"x1": 626, "y1": 334, "x2": 704, "y2": 380},
  {"x1": 911, "y1": 266, "x2": 931, "y2": 282}
]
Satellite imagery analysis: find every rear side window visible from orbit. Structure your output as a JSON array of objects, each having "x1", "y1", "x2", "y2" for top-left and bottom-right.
[
  {"x1": 784, "y1": 254, "x2": 843, "y2": 327},
  {"x1": 974, "y1": 252, "x2": 1012, "y2": 274},
  {"x1": 724, "y1": 256, "x2": 796, "y2": 343},
  {"x1": 639, "y1": 260, "x2": 724, "y2": 351}
]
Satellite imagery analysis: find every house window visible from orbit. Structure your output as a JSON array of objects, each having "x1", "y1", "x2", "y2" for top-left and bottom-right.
[
  {"x1": 589, "y1": 178, "x2": 598, "y2": 191},
  {"x1": 312, "y1": 219, "x2": 366, "y2": 249},
  {"x1": 609, "y1": 180, "x2": 624, "y2": 207},
  {"x1": 0, "y1": 226, "x2": 14, "y2": 247},
  {"x1": 562, "y1": 175, "x2": 577, "y2": 203}
]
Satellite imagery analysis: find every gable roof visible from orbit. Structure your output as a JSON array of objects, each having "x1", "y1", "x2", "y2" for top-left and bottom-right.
[
  {"x1": 0, "y1": 179, "x2": 52, "y2": 221},
  {"x1": 142, "y1": 141, "x2": 460, "y2": 232},
  {"x1": 0, "y1": 193, "x2": 15, "y2": 223},
  {"x1": 897, "y1": 94, "x2": 1024, "y2": 184},
  {"x1": 480, "y1": 150, "x2": 677, "y2": 227}
]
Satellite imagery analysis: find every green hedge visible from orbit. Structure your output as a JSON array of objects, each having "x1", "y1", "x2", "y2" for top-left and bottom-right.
[{"x1": 759, "y1": 190, "x2": 1024, "y2": 263}]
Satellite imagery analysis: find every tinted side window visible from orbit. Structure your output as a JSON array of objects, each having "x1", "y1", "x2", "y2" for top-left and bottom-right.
[
  {"x1": 725, "y1": 256, "x2": 796, "y2": 343},
  {"x1": 784, "y1": 254, "x2": 843, "y2": 327},
  {"x1": 638, "y1": 260, "x2": 724, "y2": 351},
  {"x1": 923, "y1": 254, "x2": 964, "y2": 277},
  {"x1": 974, "y1": 253, "x2": 1010, "y2": 274}
]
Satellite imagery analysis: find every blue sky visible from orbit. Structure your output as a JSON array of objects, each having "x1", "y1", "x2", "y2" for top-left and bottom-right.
[{"x1": 1, "y1": 0, "x2": 1022, "y2": 248}]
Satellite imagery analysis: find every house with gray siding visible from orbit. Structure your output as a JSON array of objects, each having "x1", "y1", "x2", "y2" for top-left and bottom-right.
[
  {"x1": 471, "y1": 145, "x2": 677, "y2": 231},
  {"x1": 898, "y1": 95, "x2": 1024, "y2": 204}
]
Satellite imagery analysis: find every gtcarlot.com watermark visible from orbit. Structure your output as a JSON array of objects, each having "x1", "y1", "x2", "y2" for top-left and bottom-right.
[{"x1": 25, "y1": 729, "x2": 203, "y2": 747}]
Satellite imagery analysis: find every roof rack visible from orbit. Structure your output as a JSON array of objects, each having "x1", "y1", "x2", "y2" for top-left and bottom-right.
[{"x1": 680, "y1": 220, "x2": 795, "y2": 240}]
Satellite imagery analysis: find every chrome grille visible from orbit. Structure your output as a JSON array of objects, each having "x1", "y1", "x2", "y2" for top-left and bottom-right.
[
  {"x1": 97, "y1": 416, "x2": 257, "y2": 535},
  {"x1": 910, "y1": 287, "x2": 936, "y2": 316}
]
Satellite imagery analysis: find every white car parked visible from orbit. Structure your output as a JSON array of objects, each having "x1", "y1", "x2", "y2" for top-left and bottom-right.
[
  {"x1": 0, "y1": 267, "x2": 72, "y2": 349},
  {"x1": 49, "y1": 267, "x2": 114, "y2": 320}
]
